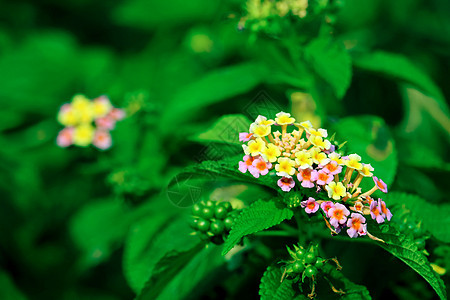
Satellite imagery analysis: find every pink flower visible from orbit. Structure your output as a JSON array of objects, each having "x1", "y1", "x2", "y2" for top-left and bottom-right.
[
  {"x1": 109, "y1": 108, "x2": 126, "y2": 121},
  {"x1": 370, "y1": 200, "x2": 385, "y2": 223},
  {"x1": 93, "y1": 130, "x2": 112, "y2": 150},
  {"x1": 301, "y1": 197, "x2": 319, "y2": 214},
  {"x1": 239, "y1": 132, "x2": 253, "y2": 142},
  {"x1": 248, "y1": 158, "x2": 272, "y2": 178},
  {"x1": 346, "y1": 213, "x2": 367, "y2": 238},
  {"x1": 378, "y1": 199, "x2": 392, "y2": 221},
  {"x1": 328, "y1": 203, "x2": 350, "y2": 228},
  {"x1": 324, "y1": 144, "x2": 336, "y2": 154},
  {"x1": 297, "y1": 168, "x2": 318, "y2": 188},
  {"x1": 316, "y1": 170, "x2": 333, "y2": 186},
  {"x1": 238, "y1": 155, "x2": 255, "y2": 173},
  {"x1": 96, "y1": 116, "x2": 116, "y2": 130},
  {"x1": 320, "y1": 201, "x2": 335, "y2": 217},
  {"x1": 373, "y1": 176, "x2": 388, "y2": 193},
  {"x1": 57, "y1": 127, "x2": 74, "y2": 147},
  {"x1": 278, "y1": 177, "x2": 295, "y2": 192},
  {"x1": 322, "y1": 161, "x2": 342, "y2": 175}
]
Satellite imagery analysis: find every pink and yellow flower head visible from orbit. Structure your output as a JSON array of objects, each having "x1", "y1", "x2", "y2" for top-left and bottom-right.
[
  {"x1": 237, "y1": 112, "x2": 393, "y2": 239},
  {"x1": 249, "y1": 158, "x2": 272, "y2": 178},
  {"x1": 320, "y1": 201, "x2": 335, "y2": 217},
  {"x1": 346, "y1": 213, "x2": 367, "y2": 238},
  {"x1": 238, "y1": 155, "x2": 255, "y2": 173},
  {"x1": 56, "y1": 94, "x2": 125, "y2": 150},
  {"x1": 278, "y1": 177, "x2": 295, "y2": 192},
  {"x1": 301, "y1": 197, "x2": 319, "y2": 214},
  {"x1": 239, "y1": 132, "x2": 253, "y2": 142},
  {"x1": 328, "y1": 203, "x2": 350, "y2": 228}
]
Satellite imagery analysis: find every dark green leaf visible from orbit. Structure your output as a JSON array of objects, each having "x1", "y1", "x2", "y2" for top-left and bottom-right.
[
  {"x1": 260, "y1": 266, "x2": 306, "y2": 300},
  {"x1": 322, "y1": 264, "x2": 371, "y2": 299}
]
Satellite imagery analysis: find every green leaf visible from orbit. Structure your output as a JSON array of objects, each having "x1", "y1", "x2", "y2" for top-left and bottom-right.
[
  {"x1": 322, "y1": 264, "x2": 371, "y2": 299},
  {"x1": 222, "y1": 199, "x2": 294, "y2": 255},
  {"x1": 191, "y1": 114, "x2": 252, "y2": 145},
  {"x1": 260, "y1": 266, "x2": 306, "y2": 300},
  {"x1": 353, "y1": 51, "x2": 449, "y2": 115},
  {"x1": 385, "y1": 192, "x2": 450, "y2": 243},
  {"x1": 369, "y1": 224, "x2": 447, "y2": 300},
  {"x1": 332, "y1": 115, "x2": 398, "y2": 188},
  {"x1": 123, "y1": 215, "x2": 198, "y2": 293},
  {"x1": 0, "y1": 270, "x2": 27, "y2": 300},
  {"x1": 136, "y1": 243, "x2": 204, "y2": 300},
  {"x1": 157, "y1": 245, "x2": 225, "y2": 300},
  {"x1": 162, "y1": 62, "x2": 268, "y2": 128},
  {"x1": 303, "y1": 38, "x2": 352, "y2": 99}
]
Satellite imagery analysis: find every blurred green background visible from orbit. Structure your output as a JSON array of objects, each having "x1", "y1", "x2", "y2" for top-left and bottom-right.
[{"x1": 0, "y1": 0, "x2": 449, "y2": 299}]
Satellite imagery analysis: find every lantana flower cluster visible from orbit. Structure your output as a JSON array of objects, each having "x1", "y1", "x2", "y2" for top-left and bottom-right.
[
  {"x1": 57, "y1": 94, "x2": 125, "y2": 150},
  {"x1": 238, "y1": 112, "x2": 392, "y2": 239}
]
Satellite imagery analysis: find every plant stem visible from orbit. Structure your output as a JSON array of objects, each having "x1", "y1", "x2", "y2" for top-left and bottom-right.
[{"x1": 254, "y1": 230, "x2": 298, "y2": 237}]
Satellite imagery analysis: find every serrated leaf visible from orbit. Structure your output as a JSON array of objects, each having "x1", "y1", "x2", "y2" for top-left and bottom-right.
[
  {"x1": 332, "y1": 115, "x2": 398, "y2": 188},
  {"x1": 259, "y1": 266, "x2": 307, "y2": 300},
  {"x1": 222, "y1": 199, "x2": 294, "y2": 255},
  {"x1": 136, "y1": 243, "x2": 204, "y2": 300},
  {"x1": 191, "y1": 114, "x2": 252, "y2": 145},
  {"x1": 385, "y1": 192, "x2": 450, "y2": 243},
  {"x1": 304, "y1": 38, "x2": 352, "y2": 99},
  {"x1": 322, "y1": 264, "x2": 371, "y2": 299},
  {"x1": 369, "y1": 224, "x2": 447, "y2": 300}
]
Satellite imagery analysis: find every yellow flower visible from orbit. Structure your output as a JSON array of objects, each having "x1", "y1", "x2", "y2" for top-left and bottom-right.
[
  {"x1": 73, "y1": 124, "x2": 95, "y2": 147},
  {"x1": 262, "y1": 143, "x2": 281, "y2": 162},
  {"x1": 328, "y1": 152, "x2": 344, "y2": 165},
  {"x1": 92, "y1": 96, "x2": 112, "y2": 118},
  {"x1": 275, "y1": 157, "x2": 296, "y2": 176},
  {"x1": 243, "y1": 137, "x2": 266, "y2": 156},
  {"x1": 249, "y1": 123, "x2": 271, "y2": 137},
  {"x1": 275, "y1": 112, "x2": 295, "y2": 125},
  {"x1": 76, "y1": 107, "x2": 94, "y2": 124},
  {"x1": 58, "y1": 105, "x2": 79, "y2": 126},
  {"x1": 309, "y1": 147, "x2": 330, "y2": 166},
  {"x1": 295, "y1": 150, "x2": 312, "y2": 169},
  {"x1": 308, "y1": 128, "x2": 327, "y2": 138},
  {"x1": 298, "y1": 120, "x2": 313, "y2": 130},
  {"x1": 359, "y1": 163, "x2": 374, "y2": 177},
  {"x1": 71, "y1": 94, "x2": 91, "y2": 111},
  {"x1": 254, "y1": 115, "x2": 275, "y2": 126},
  {"x1": 345, "y1": 154, "x2": 363, "y2": 170},
  {"x1": 309, "y1": 135, "x2": 331, "y2": 150},
  {"x1": 325, "y1": 182, "x2": 347, "y2": 200}
]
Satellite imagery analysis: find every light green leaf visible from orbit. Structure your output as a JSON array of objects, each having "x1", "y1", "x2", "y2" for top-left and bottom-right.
[
  {"x1": 369, "y1": 224, "x2": 447, "y2": 300},
  {"x1": 260, "y1": 266, "x2": 306, "y2": 300},
  {"x1": 303, "y1": 38, "x2": 352, "y2": 99},
  {"x1": 332, "y1": 115, "x2": 398, "y2": 188},
  {"x1": 191, "y1": 114, "x2": 252, "y2": 145},
  {"x1": 385, "y1": 192, "x2": 450, "y2": 243},
  {"x1": 222, "y1": 199, "x2": 294, "y2": 255}
]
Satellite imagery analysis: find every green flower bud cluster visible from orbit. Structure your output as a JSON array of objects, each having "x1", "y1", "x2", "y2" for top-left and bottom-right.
[
  {"x1": 285, "y1": 243, "x2": 325, "y2": 281},
  {"x1": 190, "y1": 200, "x2": 238, "y2": 245}
]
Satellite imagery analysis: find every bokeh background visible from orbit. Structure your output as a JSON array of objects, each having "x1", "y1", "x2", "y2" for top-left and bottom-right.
[{"x1": 0, "y1": 0, "x2": 449, "y2": 299}]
